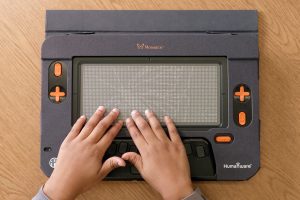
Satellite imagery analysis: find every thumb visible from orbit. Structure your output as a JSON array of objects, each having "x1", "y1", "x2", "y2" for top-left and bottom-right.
[
  {"x1": 121, "y1": 152, "x2": 143, "y2": 172},
  {"x1": 98, "y1": 156, "x2": 126, "y2": 179}
]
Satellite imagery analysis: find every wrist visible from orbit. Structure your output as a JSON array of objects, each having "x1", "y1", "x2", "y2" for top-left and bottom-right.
[
  {"x1": 162, "y1": 182, "x2": 194, "y2": 200},
  {"x1": 43, "y1": 177, "x2": 78, "y2": 200}
]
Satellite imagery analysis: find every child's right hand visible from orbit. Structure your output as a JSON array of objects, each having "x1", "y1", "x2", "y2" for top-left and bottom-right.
[{"x1": 122, "y1": 110, "x2": 194, "y2": 200}]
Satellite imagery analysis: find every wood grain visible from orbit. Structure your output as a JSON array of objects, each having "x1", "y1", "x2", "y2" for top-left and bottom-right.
[{"x1": 0, "y1": 0, "x2": 300, "y2": 199}]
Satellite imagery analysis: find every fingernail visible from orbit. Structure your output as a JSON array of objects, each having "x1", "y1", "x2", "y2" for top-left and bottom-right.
[
  {"x1": 164, "y1": 116, "x2": 170, "y2": 121},
  {"x1": 126, "y1": 118, "x2": 131, "y2": 124},
  {"x1": 117, "y1": 160, "x2": 125, "y2": 167},
  {"x1": 131, "y1": 110, "x2": 138, "y2": 117},
  {"x1": 97, "y1": 106, "x2": 105, "y2": 111},
  {"x1": 112, "y1": 108, "x2": 119, "y2": 113},
  {"x1": 80, "y1": 115, "x2": 86, "y2": 119},
  {"x1": 145, "y1": 109, "x2": 150, "y2": 115}
]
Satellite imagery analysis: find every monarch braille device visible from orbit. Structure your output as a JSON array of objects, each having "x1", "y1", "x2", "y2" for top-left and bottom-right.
[{"x1": 41, "y1": 10, "x2": 260, "y2": 180}]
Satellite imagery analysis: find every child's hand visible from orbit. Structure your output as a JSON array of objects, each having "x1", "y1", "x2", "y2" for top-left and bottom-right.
[
  {"x1": 43, "y1": 106, "x2": 125, "y2": 200},
  {"x1": 123, "y1": 110, "x2": 193, "y2": 200}
]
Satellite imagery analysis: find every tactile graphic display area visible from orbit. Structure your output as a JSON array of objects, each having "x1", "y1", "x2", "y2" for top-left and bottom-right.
[{"x1": 80, "y1": 63, "x2": 221, "y2": 126}]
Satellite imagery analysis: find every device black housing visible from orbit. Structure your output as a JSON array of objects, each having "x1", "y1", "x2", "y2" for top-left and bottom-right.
[{"x1": 41, "y1": 10, "x2": 259, "y2": 180}]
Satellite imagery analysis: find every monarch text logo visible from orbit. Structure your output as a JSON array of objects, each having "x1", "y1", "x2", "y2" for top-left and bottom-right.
[{"x1": 136, "y1": 43, "x2": 164, "y2": 50}]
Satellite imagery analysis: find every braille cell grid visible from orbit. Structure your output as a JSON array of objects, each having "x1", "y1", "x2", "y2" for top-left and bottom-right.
[{"x1": 80, "y1": 63, "x2": 221, "y2": 126}]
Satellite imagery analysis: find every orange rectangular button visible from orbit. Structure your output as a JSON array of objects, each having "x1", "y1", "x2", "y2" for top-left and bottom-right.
[
  {"x1": 215, "y1": 136, "x2": 232, "y2": 143},
  {"x1": 54, "y1": 62, "x2": 62, "y2": 77},
  {"x1": 239, "y1": 111, "x2": 246, "y2": 126}
]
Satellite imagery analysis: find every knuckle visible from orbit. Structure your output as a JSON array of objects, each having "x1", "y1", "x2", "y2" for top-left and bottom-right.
[
  {"x1": 60, "y1": 141, "x2": 69, "y2": 149},
  {"x1": 105, "y1": 116, "x2": 114, "y2": 123},
  {"x1": 74, "y1": 118, "x2": 82, "y2": 126},
  {"x1": 71, "y1": 125, "x2": 81, "y2": 133},
  {"x1": 126, "y1": 123, "x2": 132, "y2": 129},
  {"x1": 127, "y1": 127, "x2": 137, "y2": 136},
  {"x1": 139, "y1": 121, "x2": 148, "y2": 130},
  {"x1": 97, "y1": 149, "x2": 104, "y2": 158},
  {"x1": 92, "y1": 147, "x2": 101, "y2": 157},
  {"x1": 131, "y1": 155, "x2": 139, "y2": 164},
  {"x1": 126, "y1": 122, "x2": 134, "y2": 129},
  {"x1": 160, "y1": 139, "x2": 169, "y2": 146},
  {"x1": 173, "y1": 144, "x2": 181, "y2": 152},
  {"x1": 130, "y1": 130, "x2": 139, "y2": 138},
  {"x1": 162, "y1": 143, "x2": 170, "y2": 151},
  {"x1": 87, "y1": 120, "x2": 97, "y2": 129},
  {"x1": 109, "y1": 159, "x2": 116, "y2": 168},
  {"x1": 148, "y1": 144, "x2": 158, "y2": 153},
  {"x1": 95, "y1": 110, "x2": 104, "y2": 118},
  {"x1": 101, "y1": 115, "x2": 116, "y2": 127},
  {"x1": 147, "y1": 112, "x2": 155, "y2": 119},
  {"x1": 126, "y1": 125, "x2": 140, "y2": 138},
  {"x1": 169, "y1": 126, "x2": 177, "y2": 134},
  {"x1": 105, "y1": 132, "x2": 115, "y2": 141},
  {"x1": 108, "y1": 111, "x2": 118, "y2": 120},
  {"x1": 70, "y1": 127, "x2": 76, "y2": 133},
  {"x1": 107, "y1": 158, "x2": 119, "y2": 169},
  {"x1": 98, "y1": 121, "x2": 108, "y2": 130},
  {"x1": 144, "y1": 149, "x2": 151, "y2": 157},
  {"x1": 152, "y1": 122, "x2": 162, "y2": 131},
  {"x1": 167, "y1": 119, "x2": 174, "y2": 126}
]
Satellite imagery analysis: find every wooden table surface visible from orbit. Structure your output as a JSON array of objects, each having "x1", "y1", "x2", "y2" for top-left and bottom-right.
[{"x1": 1, "y1": 0, "x2": 300, "y2": 199}]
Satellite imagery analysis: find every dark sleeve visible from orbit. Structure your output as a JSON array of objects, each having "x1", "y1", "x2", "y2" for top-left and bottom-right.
[
  {"x1": 32, "y1": 186, "x2": 49, "y2": 200},
  {"x1": 32, "y1": 186, "x2": 205, "y2": 200},
  {"x1": 182, "y1": 188, "x2": 206, "y2": 200}
]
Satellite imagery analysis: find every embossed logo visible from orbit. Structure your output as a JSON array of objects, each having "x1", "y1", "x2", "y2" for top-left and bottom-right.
[
  {"x1": 49, "y1": 157, "x2": 57, "y2": 168},
  {"x1": 223, "y1": 162, "x2": 252, "y2": 169},
  {"x1": 136, "y1": 43, "x2": 164, "y2": 50}
]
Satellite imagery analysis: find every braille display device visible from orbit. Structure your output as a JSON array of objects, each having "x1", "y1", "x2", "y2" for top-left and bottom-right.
[{"x1": 41, "y1": 10, "x2": 260, "y2": 180}]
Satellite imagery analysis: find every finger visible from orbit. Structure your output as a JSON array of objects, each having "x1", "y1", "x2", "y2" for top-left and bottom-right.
[
  {"x1": 145, "y1": 110, "x2": 168, "y2": 141},
  {"x1": 122, "y1": 152, "x2": 143, "y2": 172},
  {"x1": 97, "y1": 120, "x2": 123, "y2": 153},
  {"x1": 131, "y1": 110, "x2": 158, "y2": 143},
  {"x1": 126, "y1": 117, "x2": 148, "y2": 153},
  {"x1": 98, "y1": 156, "x2": 126, "y2": 179},
  {"x1": 65, "y1": 115, "x2": 86, "y2": 141},
  {"x1": 78, "y1": 106, "x2": 106, "y2": 140},
  {"x1": 164, "y1": 116, "x2": 182, "y2": 145},
  {"x1": 88, "y1": 108, "x2": 120, "y2": 143}
]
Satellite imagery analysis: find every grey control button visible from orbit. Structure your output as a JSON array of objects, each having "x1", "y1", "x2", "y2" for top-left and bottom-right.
[
  {"x1": 129, "y1": 145, "x2": 138, "y2": 153},
  {"x1": 118, "y1": 142, "x2": 128, "y2": 153},
  {"x1": 184, "y1": 143, "x2": 192, "y2": 155},
  {"x1": 196, "y1": 146, "x2": 205, "y2": 158},
  {"x1": 107, "y1": 143, "x2": 117, "y2": 155},
  {"x1": 131, "y1": 166, "x2": 139, "y2": 174}
]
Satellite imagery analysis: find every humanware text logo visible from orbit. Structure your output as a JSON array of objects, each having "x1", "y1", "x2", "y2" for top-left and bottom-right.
[{"x1": 223, "y1": 162, "x2": 252, "y2": 169}]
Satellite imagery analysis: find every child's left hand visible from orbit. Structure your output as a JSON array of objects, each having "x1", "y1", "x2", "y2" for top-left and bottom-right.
[{"x1": 43, "y1": 106, "x2": 125, "y2": 200}]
